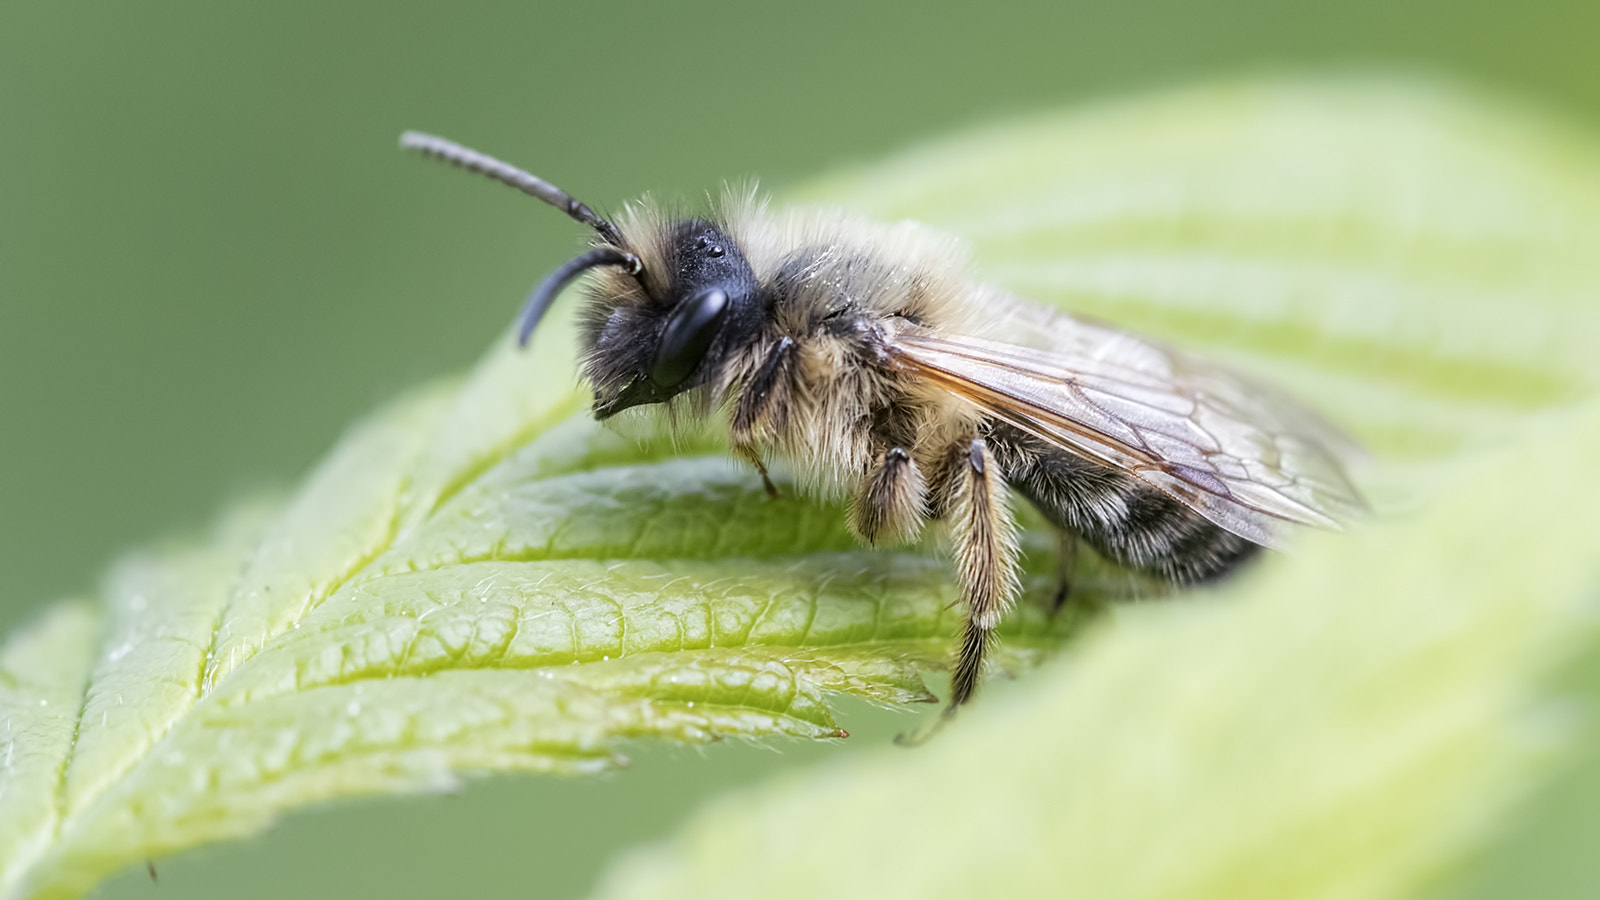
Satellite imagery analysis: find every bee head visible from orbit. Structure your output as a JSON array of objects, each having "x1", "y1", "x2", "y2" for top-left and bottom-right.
[
  {"x1": 578, "y1": 219, "x2": 762, "y2": 419},
  {"x1": 401, "y1": 132, "x2": 763, "y2": 420}
]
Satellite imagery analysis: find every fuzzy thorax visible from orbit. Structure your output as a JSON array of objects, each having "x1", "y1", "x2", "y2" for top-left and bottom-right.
[{"x1": 578, "y1": 187, "x2": 989, "y2": 499}]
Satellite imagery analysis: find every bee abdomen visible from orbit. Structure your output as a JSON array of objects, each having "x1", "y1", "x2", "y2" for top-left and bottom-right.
[{"x1": 988, "y1": 425, "x2": 1261, "y2": 585}]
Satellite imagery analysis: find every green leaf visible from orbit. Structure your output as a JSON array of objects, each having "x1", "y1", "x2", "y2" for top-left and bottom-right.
[
  {"x1": 589, "y1": 395, "x2": 1600, "y2": 900},
  {"x1": 0, "y1": 345, "x2": 1086, "y2": 899},
  {"x1": 3, "y1": 75, "x2": 1599, "y2": 899}
]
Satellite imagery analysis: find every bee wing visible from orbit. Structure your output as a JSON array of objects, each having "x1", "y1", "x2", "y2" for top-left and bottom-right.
[{"x1": 892, "y1": 311, "x2": 1364, "y2": 548}]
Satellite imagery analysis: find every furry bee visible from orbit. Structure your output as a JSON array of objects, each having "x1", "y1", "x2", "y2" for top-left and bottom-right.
[{"x1": 401, "y1": 131, "x2": 1363, "y2": 713}]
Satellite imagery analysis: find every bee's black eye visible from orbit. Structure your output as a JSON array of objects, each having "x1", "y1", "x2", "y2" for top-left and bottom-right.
[{"x1": 651, "y1": 287, "x2": 728, "y2": 388}]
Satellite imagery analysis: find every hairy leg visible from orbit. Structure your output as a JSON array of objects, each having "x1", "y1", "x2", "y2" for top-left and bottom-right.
[
  {"x1": 731, "y1": 336, "x2": 795, "y2": 440},
  {"x1": 851, "y1": 447, "x2": 926, "y2": 545},
  {"x1": 1051, "y1": 531, "x2": 1079, "y2": 615},
  {"x1": 944, "y1": 437, "x2": 1021, "y2": 711},
  {"x1": 729, "y1": 337, "x2": 796, "y2": 500},
  {"x1": 733, "y1": 443, "x2": 781, "y2": 498}
]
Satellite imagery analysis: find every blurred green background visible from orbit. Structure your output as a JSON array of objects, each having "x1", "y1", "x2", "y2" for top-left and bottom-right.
[{"x1": 3, "y1": 1, "x2": 1598, "y2": 897}]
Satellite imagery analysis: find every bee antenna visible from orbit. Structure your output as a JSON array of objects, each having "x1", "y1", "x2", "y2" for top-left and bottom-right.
[
  {"x1": 400, "y1": 131, "x2": 626, "y2": 247},
  {"x1": 516, "y1": 247, "x2": 641, "y2": 348}
]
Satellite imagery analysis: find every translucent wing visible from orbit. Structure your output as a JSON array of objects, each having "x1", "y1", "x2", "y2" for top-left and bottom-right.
[{"x1": 893, "y1": 299, "x2": 1364, "y2": 548}]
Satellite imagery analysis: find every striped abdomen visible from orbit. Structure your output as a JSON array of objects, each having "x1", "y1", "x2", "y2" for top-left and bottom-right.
[{"x1": 987, "y1": 425, "x2": 1261, "y2": 584}]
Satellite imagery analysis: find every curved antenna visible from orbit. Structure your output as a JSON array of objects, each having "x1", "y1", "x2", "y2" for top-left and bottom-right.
[
  {"x1": 400, "y1": 131, "x2": 624, "y2": 246},
  {"x1": 517, "y1": 247, "x2": 641, "y2": 347}
]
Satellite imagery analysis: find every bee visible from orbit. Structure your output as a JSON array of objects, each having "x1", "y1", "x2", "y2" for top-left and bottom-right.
[{"x1": 401, "y1": 131, "x2": 1363, "y2": 713}]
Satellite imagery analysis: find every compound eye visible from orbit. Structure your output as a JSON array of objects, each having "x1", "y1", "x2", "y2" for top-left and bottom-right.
[{"x1": 651, "y1": 287, "x2": 728, "y2": 388}]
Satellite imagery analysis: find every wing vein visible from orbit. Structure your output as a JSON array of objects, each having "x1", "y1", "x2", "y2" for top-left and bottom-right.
[{"x1": 890, "y1": 309, "x2": 1362, "y2": 546}]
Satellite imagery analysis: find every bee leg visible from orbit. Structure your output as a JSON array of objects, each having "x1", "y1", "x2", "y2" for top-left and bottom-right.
[
  {"x1": 731, "y1": 337, "x2": 795, "y2": 442},
  {"x1": 945, "y1": 437, "x2": 1021, "y2": 712},
  {"x1": 1050, "y1": 532, "x2": 1079, "y2": 615},
  {"x1": 733, "y1": 443, "x2": 781, "y2": 498},
  {"x1": 730, "y1": 338, "x2": 796, "y2": 500},
  {"x1": 851, "y1": 447, "x2": 926, "y2": 545}
]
